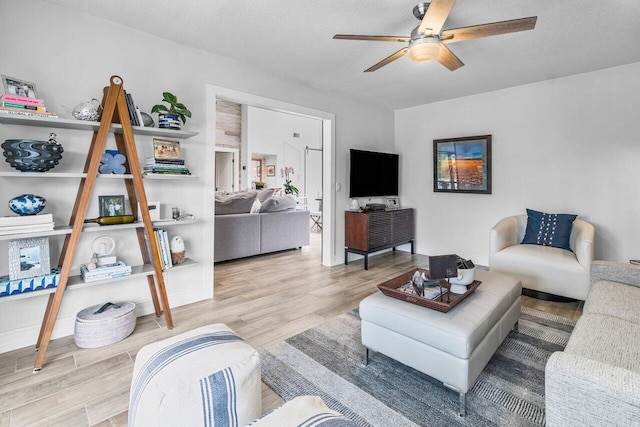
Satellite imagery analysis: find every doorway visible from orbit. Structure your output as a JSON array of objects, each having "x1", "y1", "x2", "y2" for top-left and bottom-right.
[
  {"x1": 207, "y1": 85, "x2": 335, "y2": 267},
  {"x1": 214, "y1": 148, "x2": 239, "y2": 192}
]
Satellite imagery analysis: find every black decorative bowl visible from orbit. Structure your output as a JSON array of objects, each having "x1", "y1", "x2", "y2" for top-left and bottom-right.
[{"x1": 2, "y1": 139, "x2": 64, "y2": 172}]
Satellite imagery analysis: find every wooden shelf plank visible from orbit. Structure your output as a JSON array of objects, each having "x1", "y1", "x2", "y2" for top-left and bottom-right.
[
  {"x1": 0, "y1": 171, "x2": 197, "y2": 180},
  {"x1": 0, "y1": 258, "x2": 198, "y2": 302},
  {"x1": 0, "y1": 114, "x2": 198, "y2": 138}
]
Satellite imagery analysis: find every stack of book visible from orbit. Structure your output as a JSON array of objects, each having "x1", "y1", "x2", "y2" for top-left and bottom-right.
[
  {"x1": 153, "y1": 228, "x2": 173, "y2": 271},
  {"x1": 0, "y1": 268, "x2": 61, "y2": 298},
  {"x1": 144, "y1": 139, "x2": 191, "y2": 176},
  {"x1": 143, "y1": 157, "x2": 191, "y2": 175},
  {"x1": 0, "y1": 214, "x2": 55, "y2": 236},
  {"x1": 0, "y1": 94, "x2": 58, "y2": 118},
  {"x1": 80, "y1": 260, "x2": 132, "y2": 283}
]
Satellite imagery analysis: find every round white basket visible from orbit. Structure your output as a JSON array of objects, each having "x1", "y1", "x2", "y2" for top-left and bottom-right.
[{"x1": 74, "y1": 302, "x2": 136, "y2": 348}]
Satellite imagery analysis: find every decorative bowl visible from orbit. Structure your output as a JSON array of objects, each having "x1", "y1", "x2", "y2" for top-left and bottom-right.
[
  {"x1": 2, "y1": 139, "x2": 64, "y2": 172},
  {"x1": 9, "y1": 194, "x2": 46, "y2": 215}
]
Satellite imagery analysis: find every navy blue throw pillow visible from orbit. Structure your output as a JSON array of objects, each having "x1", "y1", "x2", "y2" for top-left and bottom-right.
[{"x1": 521, "y1": 209, "x2": 577, "y2": 251}]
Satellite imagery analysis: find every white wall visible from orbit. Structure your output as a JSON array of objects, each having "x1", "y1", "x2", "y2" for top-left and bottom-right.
[
  {"x1": 245, "y1": 106, "x2": 322, "y2": 196},
  {"x1": 396, "y1": 62, "x2": 640, "y2": 265},
  {"x1": 0, "y1": 0, "x2": 394, "y2": 353}
]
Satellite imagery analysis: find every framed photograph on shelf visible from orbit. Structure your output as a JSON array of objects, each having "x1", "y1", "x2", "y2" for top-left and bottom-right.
[
  {"x1": 99, "y1": 195, "x2": 126, "y2": 217},
  {"x1": 386, "y1": 196, "x2": 400, "y2": 210},
  {"x1": 153, "y1": 138, "x2": 181, "y2": 160},
  {"x1": 8, "y1": 237, "x2": 51, "y2": 280},
  {"x1": 266, "y1": 165, "x2": 275, "y2": 177},
  {"x1": 433, "y1": 135, "x2": 492, "y2": 194},
  {"x1": 1, "y1": 75, "x2": 39, "y2": 98}
]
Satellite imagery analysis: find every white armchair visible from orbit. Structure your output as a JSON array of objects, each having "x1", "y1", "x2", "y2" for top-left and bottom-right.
[{"x1": 489, "y1": 215, "x2": 595, "y2": 300}]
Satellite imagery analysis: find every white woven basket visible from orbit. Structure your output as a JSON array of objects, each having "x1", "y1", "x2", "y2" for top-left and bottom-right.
[{"x1": 74, "y1": 302, "x2": 136, "y2": 348}]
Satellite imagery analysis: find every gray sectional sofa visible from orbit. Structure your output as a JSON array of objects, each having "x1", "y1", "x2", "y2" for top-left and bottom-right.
[
  {"x1": 214, "y1": 190, "x2": 310, "y2": 262},
  {"x1": 545, "y1": 261, "x2": 640, "y2": 426}
]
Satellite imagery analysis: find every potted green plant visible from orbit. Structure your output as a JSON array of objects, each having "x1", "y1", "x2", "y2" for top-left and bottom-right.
[{"x1": 151, "y1": 92, "x2": 192, "y2": 130}]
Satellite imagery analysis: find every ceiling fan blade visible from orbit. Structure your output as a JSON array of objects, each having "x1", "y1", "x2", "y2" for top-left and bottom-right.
[
  {"x1": 436, "y1": 44, "x2": 464, "y2": 71},
  {"x1": 441, "y1": 16, "x2": 537, "y2": 43},
  {"x1": 364, "y1": 47, "x2": 408, "y2": 72},
  {"x1": 418, "y1": 0, "x2": 457, "y2": 36},
  {"x1": 333, "y1": 34, "x2": 411, "y2": 42}
]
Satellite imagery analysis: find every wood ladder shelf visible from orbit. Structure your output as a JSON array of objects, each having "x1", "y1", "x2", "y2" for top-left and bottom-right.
[{"x1": 33, "y1": 75, "x2": 173, "y2": 371}]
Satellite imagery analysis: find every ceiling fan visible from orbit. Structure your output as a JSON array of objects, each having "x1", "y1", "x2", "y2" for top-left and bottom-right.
[{"x1": 333, "y1": 0, "x2": 537, "y2": 72}]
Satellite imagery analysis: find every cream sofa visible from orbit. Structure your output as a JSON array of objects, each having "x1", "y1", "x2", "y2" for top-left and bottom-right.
[
  {"x1": 489, "y1": 214, "x2": 594, "y2": 300},
  {"x1": 545, "y1": 261, "x2": 640, "y2": 426}
]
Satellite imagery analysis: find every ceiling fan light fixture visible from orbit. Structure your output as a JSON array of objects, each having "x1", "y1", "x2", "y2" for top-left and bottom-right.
[{"x1": 408, "y1": 37, "x2": 441, "y2": 63}]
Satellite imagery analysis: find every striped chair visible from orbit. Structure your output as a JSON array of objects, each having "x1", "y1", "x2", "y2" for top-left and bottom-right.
[{"x1": 129, "y1": 324, "x2": 261, "y2": 427}]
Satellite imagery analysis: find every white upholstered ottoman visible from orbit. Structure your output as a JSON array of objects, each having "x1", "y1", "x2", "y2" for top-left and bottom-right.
[
  {"x1": 359, "y1": 269, "x2": 521, "y2": 416},
  {"x1": 129, "y1": 323, "x2": 261, "y2": 427}
]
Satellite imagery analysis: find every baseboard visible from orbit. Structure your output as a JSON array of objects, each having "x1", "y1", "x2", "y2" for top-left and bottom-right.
[{"x1": 0, "y1": 288, "x2": 211, "y2": 354}]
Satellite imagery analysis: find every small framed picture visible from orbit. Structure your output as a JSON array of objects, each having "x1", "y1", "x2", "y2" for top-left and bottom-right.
[
  {"x1": 9, "y1": 237, "x2": 51, "y2": 280},
  {"x1": 386, "y1": 196, "x2": 400, "y2": 210},
  {"x1": 266, "y1": 165, "x2": 276, "y2": 177},
  {"x1": 138, "y1": 201, "x2": 161, "y2": 221},
  {"x1": 99, "y1": 195, "x2": 126, "y2": 217},
  {"x1": 2, "y1": 75, "x2": 39, "y2": 98},
  {"x1": 153, "y1": 138, "x2": 181, "y2": 160}
]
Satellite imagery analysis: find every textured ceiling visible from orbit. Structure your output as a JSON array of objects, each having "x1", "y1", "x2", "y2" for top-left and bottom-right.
[{"x1": 42, "y1": 0, "x2": 640, "y2": 109}]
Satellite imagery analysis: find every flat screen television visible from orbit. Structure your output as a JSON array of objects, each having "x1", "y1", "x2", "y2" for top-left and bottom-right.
[{"x1": 349, "y1": 149, "x2": 399, "y2": 198}]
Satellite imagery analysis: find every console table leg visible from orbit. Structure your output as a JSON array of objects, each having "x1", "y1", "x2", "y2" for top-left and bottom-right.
[
  {"x1": 411, "y1": 239, "x2": 415, "y2": 254},
  {"x1": 364, "y1": 254, "x2": 369, "y2": 270},
  {"x1": 344, "y1": 248, "x2": 349, "y2": 265},
  {"x1": 458, "y1": 393, "x2": 466, "y2": 417}
]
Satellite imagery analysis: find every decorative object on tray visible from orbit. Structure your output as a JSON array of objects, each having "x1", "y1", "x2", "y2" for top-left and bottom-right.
[
  {"x1": 2, "y1": 133, "x2": 64, "y2": 172},
  {"x1": 0, "y1": 268, "x2": 60, "y2": 297},
  {"x1": 0, "y1": 213, "x2": 54, "y2": 235},
  {"x1": 99, "y1": 150, "x2": 127, "y2": 174},
  {"x1": 350, "y1": 199, "x2": 360, "y2": 212},
  {"x1": 71, "y1": 98, "x2": 102, "y2": 121},
  {"x1": 377, "y1": 268, "x2": 482, "y2": 313},
  {"x1": 98, "y1": 194, "x2": 126, "y2": 217},
  {"x1": 171, "y1": 206, "x2": 180, "y2": 220},
  {"x1": 83, "y1": 214, "x2": 135, "y2": 226},
  {"x1": 151, "y1": 91, "x2": 191, "y2": 130},
  {"x1": 8, "y1": 237, "x2": 51, "y2": 280},
  {"x1": 449, "y1": 256, "x2": 476, "y2": 294},
  {"x1": 433, "y1": 135, "x2": 492, "y2": 194},
  {"x1": 8, "y1": 194, "x2": 46, "y2": 215},
  {"x1": 170, "y1": 235, "x2": 186, "y2": 265},
  {"x1": 74, "y1": 302, "x2": 136, "y2": 348}
]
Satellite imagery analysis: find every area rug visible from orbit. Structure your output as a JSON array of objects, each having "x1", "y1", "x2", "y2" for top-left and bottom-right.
[{"x1": 260, "y1": 307, "x2": 576, "y2": 426}]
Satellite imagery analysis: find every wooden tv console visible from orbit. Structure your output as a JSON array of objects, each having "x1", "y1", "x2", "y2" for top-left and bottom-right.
[{"x1": 345, "y1": 208, "x2": 415, "y2": 270}]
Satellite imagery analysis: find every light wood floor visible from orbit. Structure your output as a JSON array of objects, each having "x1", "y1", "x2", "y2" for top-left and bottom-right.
[{"x1": 0, "y1": 232, "x2": 583, "y2": 426}]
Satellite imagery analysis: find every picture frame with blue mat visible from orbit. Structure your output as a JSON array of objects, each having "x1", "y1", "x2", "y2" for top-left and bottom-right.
[{"x1": 8, "y1": 237, "x2": 51, "y2": 280}]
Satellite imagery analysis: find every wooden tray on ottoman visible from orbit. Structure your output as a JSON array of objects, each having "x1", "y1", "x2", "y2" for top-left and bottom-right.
[{"x1": 377, "y1": 268, "x2": 481, "y2": 313}]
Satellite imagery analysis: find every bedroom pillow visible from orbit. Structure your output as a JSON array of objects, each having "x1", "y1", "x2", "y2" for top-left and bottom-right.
[
  {"x1": 259, "y1": 195, "x2": 296, "y2": 213},
  {"x1": 521, "y1": 208, "x2": 577, "y2": 251},
  {"x1": 215, "y1": 191, "x2": 258, "y2": 215}
]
